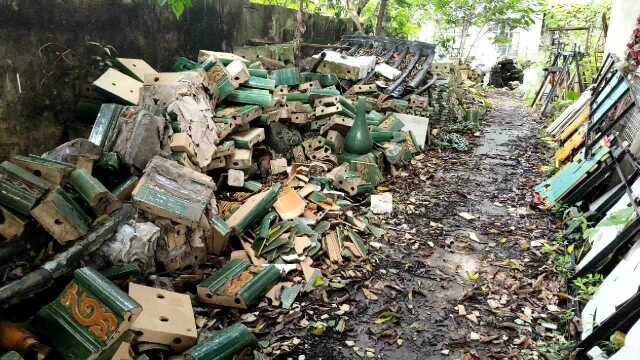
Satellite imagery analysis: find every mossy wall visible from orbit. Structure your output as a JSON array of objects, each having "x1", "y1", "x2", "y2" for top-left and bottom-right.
[{"x1": 0, "y1": 0, "x2": 349, "y2": 159}]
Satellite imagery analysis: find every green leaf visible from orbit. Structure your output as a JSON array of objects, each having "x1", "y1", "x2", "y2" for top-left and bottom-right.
[
  {"x1": 171, "y1": 2, "x2": 185, "y2": 19},
  {"x1": 310, "y1": 322, "x2": 327, "y2": 336},
  {"x1": 374, "y1": 311, "x2": 400, "y2": 324}
]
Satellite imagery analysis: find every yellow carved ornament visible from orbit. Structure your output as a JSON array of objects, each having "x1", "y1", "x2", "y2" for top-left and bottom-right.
[{"x1": 60, "y1": 283, "x2": 118, "y2": 341}]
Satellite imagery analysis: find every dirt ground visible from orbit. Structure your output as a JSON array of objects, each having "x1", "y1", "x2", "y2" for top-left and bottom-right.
[{"x1": 278, "y1": 89, "x2": 566, "y2": 359}]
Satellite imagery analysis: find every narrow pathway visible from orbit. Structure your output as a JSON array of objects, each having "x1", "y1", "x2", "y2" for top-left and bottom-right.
[{"x1": 292, "y1": 90, "x2": 563, "y2": 359}]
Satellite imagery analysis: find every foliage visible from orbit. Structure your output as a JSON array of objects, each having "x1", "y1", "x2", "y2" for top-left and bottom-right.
[
  {"x1": 552, "y1": 203, "x2": 569, "y2": 218},
  {"x1": 433, "y1": 133, "x2": 471, "y2": 151},
  {"x1": 558, "y1": 308, "x2": 574, "y2": 324},
  {"x1": 251, "y1": 0, "x2": 428, "y2": 39},
  {"x1": 573, "y1": 274, "x2": 604, "y2": 302},
  {"x1": 432, "y1": 0, "x2": 538, "y2": 30},
  {"x1": 542, "y1": 1, "x2": 609, "y2": 31},
  {"x1": 561, "y1": 206, "x2": 589, "y2": 244},
  {"x1": 158, "y1": 0, "x2": 193, "y2": 19},
  {"x1": 494, "y1": 34, "x2": 512, "y2": 46},
  {"x1": 430, "y1": 0, "x2": 540, "y2": 59},
  {"x1": 540, "y1": 0, "x2": 611, "y2": 84},
  {"x1": 372, "y1": 0, "x2": 429, "y2": 38},
  {"x1": 251, "y1": 0, "x2": 347, "y2": 17},
  {"x1": 554, "y1": 254, "x2": 574, "y2": 279},
  {"x1": 597, "y1": 332, "x2": 625, "y2": 356},
  {"x1": 535, "y1": 338, "x2": 576, "y2": 360}
]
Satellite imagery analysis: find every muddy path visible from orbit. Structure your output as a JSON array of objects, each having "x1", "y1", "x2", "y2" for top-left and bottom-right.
[{"x1": 281, "y1": 89, "x2": 564, "y2": 359}]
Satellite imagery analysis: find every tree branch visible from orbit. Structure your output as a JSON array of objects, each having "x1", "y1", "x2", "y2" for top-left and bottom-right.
[
  {"x1": 345, "y1": 0, "x2": 365, "y2": 33},
  {"x1": 375, "y1": 0, "x2": 389, "y2": 37}
]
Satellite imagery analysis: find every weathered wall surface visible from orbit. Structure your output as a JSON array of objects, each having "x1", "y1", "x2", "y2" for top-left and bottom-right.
[
  {"x1": 0, "y1": 0, "x2": 349, "y2": 159},
  {"x1": 605, "y1": 0, "x2": 640, "y2": 59}
]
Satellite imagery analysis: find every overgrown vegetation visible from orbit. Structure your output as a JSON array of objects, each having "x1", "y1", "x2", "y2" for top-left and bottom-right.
[
  {"x1": 158, "y1": 0, "x2": 192, "y2": 19},
  {"x1": 430, "y1": 0, "x2": 539, "y2": 61},
  {"x1": 598, "y1": 331, "x2": 626, "y2": 356},
  {"x1": 541, "y1": 1, "x2": 611, "y2": 84},
  {"x1": 160, "y1": 0, "x2": 543, "y2": 43},
  {"x1": 251, "y1": 0, "x2": 429, "y2": 38},
  {"x1": 533, "y1": 202, "x2": 610, "y2": 356},
  {"x1": 529, "y1": 338, "x2": 576, "y2": 360},
  {"x1": 573, "y1": 274, "x2": 604, "y2": 302}
]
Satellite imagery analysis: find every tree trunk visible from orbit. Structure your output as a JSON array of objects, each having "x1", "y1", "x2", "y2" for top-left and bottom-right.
[
  {"x1": 294, "y1": 0, "x2": 306, "y2": 61},
  {"x1": 295, "y1": 0, "x2": 305, "y2": 43},
  {"x1": 457, "y1": 19, "x2": 470, "y2": 62},
  {"x1": 375, "y1": 0, "x2": 389, "y2": 37},
  {"x1": 346, "y1": 0, "x2": 369, "y2": 33},
  {"x1": 464, "y1": 24, "x2": 488, "y2": 64}
]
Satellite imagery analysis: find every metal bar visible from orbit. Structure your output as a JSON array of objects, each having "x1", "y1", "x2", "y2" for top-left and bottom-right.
[
  {"x1": 393, "y1": 46, "x2": 409, "y2": 68},
  {"x1": 614, "y1": 153, "x2": 640, "y2": 218},
  {"x1": 310, "y1": 51, "x2": 326, "y2": 73},
  {"x1": 409, "y1": 74, "x2": 439, "y2": 97},
  {"x1": 542, "y1": 54, "x2": 572, "y2": 115},
  {"x1": 408, "y1": 52, "x2": 435, "y2": 89},
  {"x1": 592, "y1": 53, "x2": 614, "y2": 95},
  {"x1": 0, "y1": 205, "x2": 135, "y2": 309},
  {"x1": 546, "y1": 26, "x2": 590, "y2": 31},
  {"x1": 359, "y1": 46, "x2": 397, "y2": 85},
  {"x1": 592, "y1": 72, "x2": 625, "y2": 115},
  {"x1": 385, "y1": 48, "x2": 423, "y2": 96},
  {"x1": 532, "y1": 52, "x2": 561, "y2": 107},
  {"x1": 347, "y1": 44, "x2": 362, "y2": 56},
  {"x1": 575, "y1": 54, "x2": 585, "y2": 93}
]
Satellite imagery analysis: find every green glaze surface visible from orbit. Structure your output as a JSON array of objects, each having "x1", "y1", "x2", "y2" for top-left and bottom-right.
[
  {"x1": 343, "y1": 97, "x2": 373, "y2": 157},
  {"x1": 184, "y1": 323, "x2": 256, "y2": 360},
  {"x1": 36, "y1": 267, "x2": 141, "y2": 360}
]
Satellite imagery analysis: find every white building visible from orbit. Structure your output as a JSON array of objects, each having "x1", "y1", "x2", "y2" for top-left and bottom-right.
[
  {"x1": 418, "y1": 0, "x2": 614, "y2": 71},
  {"x1": 419, "y1": 16, "x2": 544, "y2": 72},
  {"x1": 605, "y1": 0, "x2": 640, "y2": 58}
]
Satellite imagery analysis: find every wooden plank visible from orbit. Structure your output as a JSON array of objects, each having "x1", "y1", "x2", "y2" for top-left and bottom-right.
[
  {"x1": 592, "y1": 78, "x2": 630, "y2": 125},
  {"x1": 534, "y1": 146, "x2": 610, "y2": 206},
  {"x1": 555, "y1": 126, "x2": 586, "y2": 166},
  {"x1": 557, "y1": 105, "x2": 589, "y2": 142}
]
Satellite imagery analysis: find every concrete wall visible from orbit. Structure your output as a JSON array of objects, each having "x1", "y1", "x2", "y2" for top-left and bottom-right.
[
  {"x1": 0, "y1": 0, "x2": 349, "y2": 159},
  {"x1": 605, "y1": 0, "x2": 640, "y2": 59}
]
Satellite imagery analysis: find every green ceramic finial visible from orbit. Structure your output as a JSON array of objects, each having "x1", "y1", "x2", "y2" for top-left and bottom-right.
[{"x1": 344, "y1": 97, "x2": 373, "y2": 155}]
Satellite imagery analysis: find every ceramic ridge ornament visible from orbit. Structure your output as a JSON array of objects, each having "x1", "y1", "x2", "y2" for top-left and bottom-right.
[{"x1": 343, "y1": 97, "x2": 373, "y2": 158}]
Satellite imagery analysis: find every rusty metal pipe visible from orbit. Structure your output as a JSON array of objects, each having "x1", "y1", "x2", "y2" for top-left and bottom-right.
[
  {"x1": 408, "y1": 73, "x2": 438, "y2": 98},
  {"x1": 386, "y1": 48, "x2": 422, "y2": 96},
  {"x1": 359, "y1": 46, "x2": 398, "y2": 85},
  {"x1": 408, "y1": 52, "x2": 435, "y2": 89},
  {"x1": 310, "y1": 51, "x2": 327, "y2": 73},
  {"x1": 392, "y1": 46, "x2": 409, "y2": 68}
]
